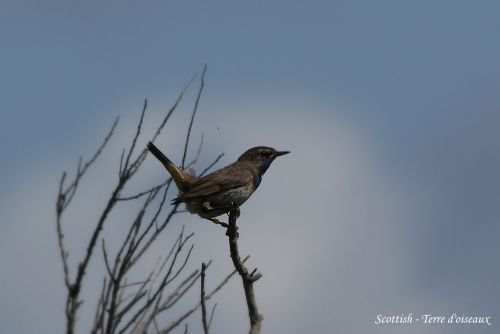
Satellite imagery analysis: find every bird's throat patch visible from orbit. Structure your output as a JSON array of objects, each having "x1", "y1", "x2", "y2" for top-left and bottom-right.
[{"x1": 253, "y1": 175, "x2": 262, "y2": 190}]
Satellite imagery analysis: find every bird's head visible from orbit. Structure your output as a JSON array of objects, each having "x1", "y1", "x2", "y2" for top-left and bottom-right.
[{"x1": 238, "y1": 146, "x2": 290, "y2": 175}]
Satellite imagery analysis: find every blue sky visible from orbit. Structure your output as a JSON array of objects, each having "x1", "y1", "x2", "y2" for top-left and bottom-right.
[{"x1": 1, "y1": 1, "x2": 499, "y2": 333}]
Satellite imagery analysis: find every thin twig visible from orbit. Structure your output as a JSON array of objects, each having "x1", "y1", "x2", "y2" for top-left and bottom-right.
[
  {"x1": 104, "y1": 195, "x2": 164, "y2": 334},
  {"x1": 102, "y1": 240, "x2": 117, "y2": 284},
  {"x1": 125, "y1": 180, "x2": 173, "y2": 268},
  {"x1": 130, "y1": 262, "x2": 209, "y2": 334},
  {"x1": 208, "y1": 303, "x2": 217, "y2": 329},
  {"x1": 117, "y1": 179, "x2": 170, "y2": 201},
  {"x1": 182, "y1": 64, "x2": 207, "y2": 169},
  {"x1": 56, "y1": 117, "x2": 119, "y2": 334},
  {"x1": 200, "y1": 263, "x2": 209, "y2": 334},
  {"x1": 158, "y1": 265, "x2": 205, "y2": 311},
  {"x1": 56, "y1": 174, "x2": 71, "y2": 290},
  {"x1": 122, "y1": 99, "x2": 148, "y2": 175},
  {"x1": 91, "y1": 277, "x2": 107, "y2": 334},
  {"x1": 160, "y1": 256, "x2": 250, "y2": 334},
  {"x1": 62, "y1": 116, "x2": 119, "y2": 208},
  {"x1": 129, "y1": 194, "x2": 180, "y2": 263},
  {"x1": 154, "y1": 229, "x2": 185, "y2": 286},
  {"x1": 199, "y1": 153, "x2": 224, "y2": 177},
  {"x1": 151, "y1": 76, "x2": 196, "y2": 144},
  {"x1": 184, "y1": 133, "x2": 204, "y2": 172},
  {"x1": 122, "y1": 233, "x2": 195, "y2": 334}
]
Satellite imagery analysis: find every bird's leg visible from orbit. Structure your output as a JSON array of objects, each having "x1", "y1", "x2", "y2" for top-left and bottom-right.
[
  {"x1": 208, "y1": 218, "x2": 229, "y2": 228},
  {"x1": 204, "y1": 202, "x2": 240, "y2": 232},
  {"x1": 202, "y1": 201, "x2": 229, "y2": 228}
]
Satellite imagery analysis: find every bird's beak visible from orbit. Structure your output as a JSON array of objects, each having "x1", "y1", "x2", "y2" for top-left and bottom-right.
[{"x1": 273, "y1": 150, "x2": 290, "y2": 157}]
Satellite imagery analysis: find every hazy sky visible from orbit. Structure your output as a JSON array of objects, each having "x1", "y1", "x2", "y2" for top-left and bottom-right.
[{"x1": 1, "y1": 1, "x2": 499, "y2": 333}]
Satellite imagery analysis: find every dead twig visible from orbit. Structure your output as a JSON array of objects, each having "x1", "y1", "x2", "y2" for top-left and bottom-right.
[
  {"x1": 182, "y1": 64, "x2": 207, "y2": 169},
  {"x1": 160, "y1": 256, "x2": 249, "y2": 334},
  {"x1": 227, "y1": 208, "x2": 263, "y2": 334},
  {"x1": 200, "y1": 263, "x2": 209, "y2": 334}
]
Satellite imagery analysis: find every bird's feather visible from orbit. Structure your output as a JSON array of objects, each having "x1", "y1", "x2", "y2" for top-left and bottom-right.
[
  {"x1": 147, "y1": 142, "x2": 195, "y2": 192},
  {"x1": 176, "y1": 162, "x2": 254, "y2": 201}
]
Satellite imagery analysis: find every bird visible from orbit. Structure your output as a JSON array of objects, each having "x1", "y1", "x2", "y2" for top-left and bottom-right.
[{"x1": 147, "y1": 141, "x2": 289, "y2": 226}]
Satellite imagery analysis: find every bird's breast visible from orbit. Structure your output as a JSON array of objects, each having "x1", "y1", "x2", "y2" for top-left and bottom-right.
[{"x1": 210, "y1": 184, "x2": 254, "y2": 206}]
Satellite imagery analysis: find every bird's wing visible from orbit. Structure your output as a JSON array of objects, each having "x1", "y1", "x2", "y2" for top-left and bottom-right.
[{"x1": 176, "y1": 164, "x2": 252, "y2": 201}]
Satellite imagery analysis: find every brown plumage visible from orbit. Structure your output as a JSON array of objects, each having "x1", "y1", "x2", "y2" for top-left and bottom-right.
[
  {"x1": 147, "y1": 142, "x2": 290, "y2": 225},
  {"x1": 147, "y1": 142, "x2": 195, "y2": 192}
]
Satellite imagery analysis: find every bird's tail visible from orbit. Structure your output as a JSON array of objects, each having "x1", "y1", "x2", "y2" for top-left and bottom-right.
[{"x1": 147, "y1": 142, "x2": 195, "y2": 192}]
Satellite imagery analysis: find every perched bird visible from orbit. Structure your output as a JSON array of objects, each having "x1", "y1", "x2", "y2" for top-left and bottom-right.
[{"x1": 147, "y1": 142, "x2": 289, "y2": 226}]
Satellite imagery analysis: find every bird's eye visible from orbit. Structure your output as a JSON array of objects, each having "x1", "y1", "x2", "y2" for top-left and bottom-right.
[{"x1": 260, "y1": 151, "x2": 270, "y2": 157}]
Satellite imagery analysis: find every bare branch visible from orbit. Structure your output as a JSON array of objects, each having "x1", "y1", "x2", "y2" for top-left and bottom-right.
[
  {"x1": 166, "y1": 242, "x2": 195, "y2": 285},
  {"x1": 208, "y1": 303, "x2": 217, "y2": 329},
  {"x1": 56, "y1": 116, "x2": 119, "y2": 334},
  {"x1": 158, "y1": 266, "x2": 204, "y2": 311},
  {"x1": 122, "y1": 99, "x2": 148, "y2": 175},
  {"x1": 120, "y1": 231, "x2": 195, "y2": 334},
  {"x1": 128, "y1": 192, "x2": 180, "y2": 264},
  {"x1": 120, "y1": 244, "x2": 197, "y2": 334},
  {"x1": 127, "y1": 67, "x2": 208, "y2": 270},
  {"x1": 91, "y1": 276, "x2": 107, "y2": 334},
  {"x1": 56, "y1": 115, "x2": 119, "y2": 304},
  {"x1": 184, "y1": 133, "x2": 204, "y2": 172},
  {"x1": 63, "y1": 156, "x2": 82, "y2": 210},
  {"x1": 123, "y1": 76, "x2": 198, "y2": 182},
  {"x1": 227, "y1": 208, "x2": 263, "y2": 334},
  {"x1": 153, "y1": 317, "x2": 161, "y2": 334},
  {"x1": 160, "y1": 256, "x2": 249, "y2": 334},
  {"x1": 62, "y1": 116, "x2": 119, "y2": 210},
  {"x1": 182, "y1": 64, "x2": 207, "y2": 169},
  {"x1": 119, "y1": 148, "x2": 125, "y2": 177},
  {"x1": 123, "y1": 181, "x2": 173, "y2": 269},
  {"x1": 198, "y1": 153, "x2": 224, "y2": 177},
  {"x1": 102, "y1": 240, "x2": 117, "y2": 284},
  {"x1": 193, "y1": 133, "x2": 204, "y2": 166},
  {"x1": 56, "y1": 174, "x2": 71, "y2": 290},
  {"x1": 200, "y1": 263, "x2": 209, "y2": 334},
  {"x1": 117, "y1": 179, "x2": 170, "y2": 201},
  {"x1": 129, "y1": 264, "x2": 205, "y2": 334},
  {"x1": 103, "y1": 192, "x2": 161, "y2": 334},
  {"x1": 150, "y1": 76, "x2": 196, "y2": 144},
  {"x1": 56, "y1": 68, "x2": 253, "y2": 334}
]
